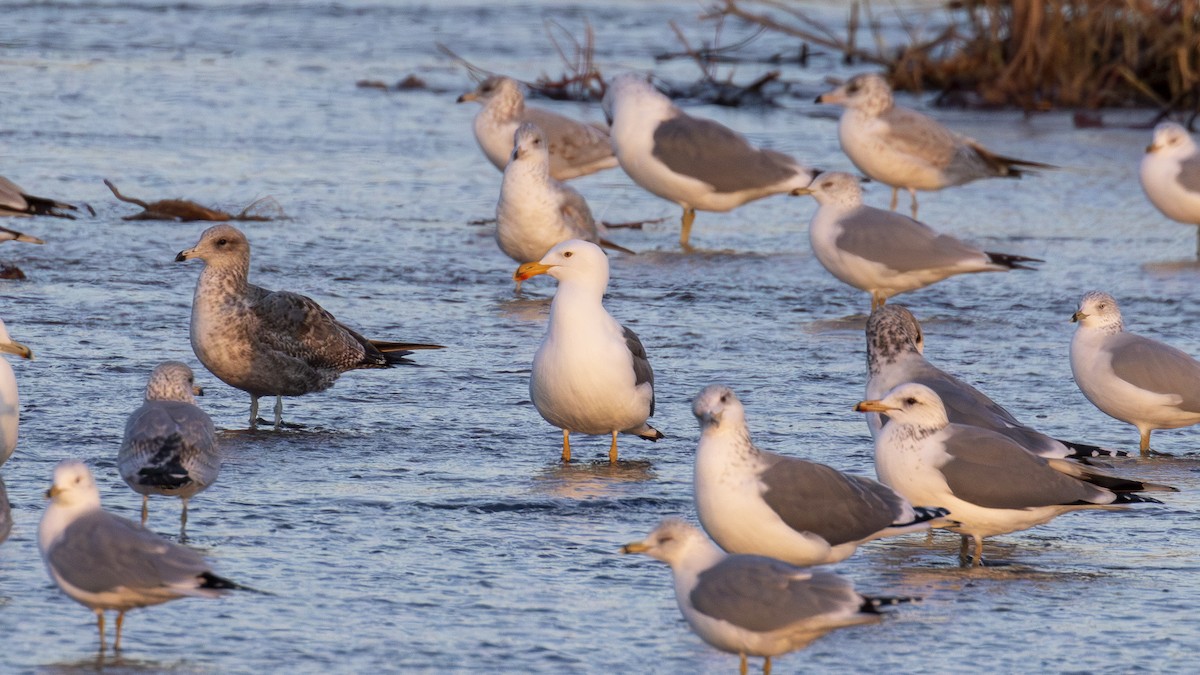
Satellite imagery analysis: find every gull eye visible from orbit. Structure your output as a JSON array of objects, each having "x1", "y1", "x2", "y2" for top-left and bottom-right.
[
  {"x1": 904, "y1": 397, "x2": 918, "y2": 406},
  {"x1": 658, "y1": 535, "x2": 674, "y2": 545},
  {"x1": 847, "y1": 83, "x2": 859, "y2": 94},
  {"x1": 719, "y1": 394, "x2": 728, "y2": 403},
  {"x1": 563, "y1": 251, "x2": 573, "y2": 258},
  {"x1": 216, "y1": 238, "x2": 228, "y2": 246}
]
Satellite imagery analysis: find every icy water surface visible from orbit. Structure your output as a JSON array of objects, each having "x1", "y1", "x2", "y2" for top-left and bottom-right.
[{"x1": 1, "y1": 1, "x2": 1198, "y2": 672}]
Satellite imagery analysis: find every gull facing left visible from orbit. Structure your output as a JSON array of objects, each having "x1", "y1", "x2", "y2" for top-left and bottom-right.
[
  {"x1": 39, "y1": 460, "x2": 252, "y2": 651},
  {"x1": 793, "y1": 172, "x2": 1040, "y2": 310},
  {"x1": 0, "y1": 317, "x2": 32, "y2": 469},
  {"x1": 514, "y1": 239, "x2": 662, "y2": 462},
  {"x1": 693, "y1": 384, "x2": 950, "y2": 566},
  {"x1": 1139, "y1": 121, "x2": 1200, "y2": 256},
  {"x1": 622, "y1": 519, "x2": 908, "y2": 675}
]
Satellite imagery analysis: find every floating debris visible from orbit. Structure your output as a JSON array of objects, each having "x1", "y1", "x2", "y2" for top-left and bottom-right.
[{"x1": 104, "y1": 180, "x2": 284, "y2": 222}]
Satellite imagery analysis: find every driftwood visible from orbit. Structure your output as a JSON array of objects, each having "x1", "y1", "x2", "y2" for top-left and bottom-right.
[{"x1": 104, "y1": 179, "x2": 282, "y2": 222}]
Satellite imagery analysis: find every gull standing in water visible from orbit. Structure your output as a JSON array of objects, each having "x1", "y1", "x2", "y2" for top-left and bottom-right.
[
  {"x1": 866, "y1": 305, "x2": 1121, "y2": 460},
  {"x1": 118, "y1": 362, "x2": 219, "y2": 538},
  {"x1": 816, "y1": 73, "x2": 1052, "y2": 218},
  {"x1": 693, "y1": 385, "x2": 950, "y2": 566},
  {"x1": 1139, "y1": 121, "x2": 1200, "y2": 256},
  {"x1": 39, "y1": 460, "x2": 253, "y2": 651},
  {"x1": 496, "y1": 123, "x2": 632, "y2": 289},
  {"x1": 856, "y1": 383, "x2": 1169, "y2": 566},
  {"x1": 1071, "y1": 290, "x2": 1200, "y2": 455},
  {"x1": 176, "y1": 224, "x2": 443, "y2": 429},
  {"x1": 602, "y1": 73, "x2": 817, "y2": 249},
  {"x1": 514, "y1": 239, "x2": 662, "y2": 462},
  {"x1": 621, "y1": 519, "x2": 910, "y2": 675},
  {"x1": 0, "y1": 317, "x2": 32, "y2": 468},
  {"x1": 457, "y1": 75, "x2": 617, "y2": 180},
  {"x1": 793, "y1": 172, "x2": 1040, "y2": 310}
]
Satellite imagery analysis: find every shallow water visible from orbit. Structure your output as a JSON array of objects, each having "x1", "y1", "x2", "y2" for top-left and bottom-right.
[{"x1": 1, "y1": 1, "x2": 1198, "y2": 672}]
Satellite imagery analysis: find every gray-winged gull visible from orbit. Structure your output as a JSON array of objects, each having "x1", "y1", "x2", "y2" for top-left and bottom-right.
[
  {"x1": 1140, "y1": 121, "x2": 1200, "y2": 256},
  {"x1": 0, "y1": 175, "x2": 81, "y2": 219},
  {"x1": 457, "y1": 75, "x2": 617, "y2": 180},
  {"x1": 602, "y1": 73, "x2": 817, "y2": 249},
  {"x1": 118, "y1": 361, "x2": 219, "y2": 538},
  {"x1": 693, "y1": 384, "x2": 950, "y2": 566},
  {"x1": 176, "y1": 224, "x2": 444, "y2": 429},
  {"x1": 513, "y1": 239, "x2": 662, "y2": 462},
  {"x1": 815, "y1": 73, "x2": 1053, "y2": 218},
  {"x1": 792, "y1": 172, "x2": 1040, "y2": 310},
  {"x1": 38, "y1": 459, "x2": 252, "y2": 651},
  {"x1": 855, "y1": 383, "x2": 1170, "y2": 566},
  {"x1": 621, "y1": 519, "x2": 910, "y2": 675}
]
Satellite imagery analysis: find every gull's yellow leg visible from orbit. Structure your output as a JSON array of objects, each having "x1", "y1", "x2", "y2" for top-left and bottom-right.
[
  {"x1": 115, "y1": 611, "x2": 125, "y2": 651},
  {"x1": 95, "y1": 610, "x2": 106, "y2": 652},
  {"x1": 764, "y1": 656, "x2": 773, "y2": 675},
  {"x1": 140, "y1": 494, "x2": 149, "y2": 526},
  {"x1": 889, "y1": 187, "x2": 899, "y2": 211},
  {"x1": 973, "y1": 536, "x2": 985, "y2": 568},
  {"x1": 680, "y1": 207, "x2": 696, "y2": 249},
  {"x1": 562, "y1": 429, "x2": 571, "y2": 463},
  {"x1": 740, "y1": 653, "x2": 748, "y2": 675},
  {"x1": 908, "y1": 188, "x2": 919, "y2": 219},
  {"x1": 958, "y1": 535, "x2": 970, "y2": 566},
  {"x1": 609, "y1": 431, "x2": 619, "y2": 463},
  {"x1": 871, "y1": 293, "x2": 886, "y2": 311},
  {"x1": 1140, "y1": 430, "x2": 1151, "y2": 456}
]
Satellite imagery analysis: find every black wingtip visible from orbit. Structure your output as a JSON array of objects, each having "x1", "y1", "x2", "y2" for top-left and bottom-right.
[
  {"x1": 1056, "y1": 438, "x2": 1129, "y2": 459},
  {"x1": 861, "y1": 595, "x2": 920, "y2": 614},
  {"x1": 985, "y1": 251, "x2": 1044, "y2": 270},
  {"x1": 199, "y1": 571, "x2": 272, "y2": 594}
]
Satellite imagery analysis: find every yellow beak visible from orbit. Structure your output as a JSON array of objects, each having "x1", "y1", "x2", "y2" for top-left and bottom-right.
[
  {"x1": 0, "y1": 339, "x2": 32, "y2": 360},
  {"x1": 514, "y1": 261, "x2": 555, "y2": 282},
  {"x1": 45, "y1": 485, "x2": 62, "y2": 499},
  {"x1": 854, "y1": 400, "x2": 895, "y2": 413},
  {"x1": 456, "y1": 92, "x2": 478, "y2": 103},
  {"x1": 1146, "y1": 143, "x2": 1159, "y2": 153},
  {"x1": 790, "y1": 186, "x2": 813, "y2": 196},
  {"x1": 620, "y1": 541, "x2": 650, "y2": 554}
]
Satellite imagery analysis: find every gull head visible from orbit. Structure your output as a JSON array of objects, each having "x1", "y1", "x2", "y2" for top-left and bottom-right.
[
  {"x1": 790, "y1": 171, "x2": 865, "y2": 208},
  {"x1": 602, "y1": 73, "x2": 667, "y2": 126},
  {"x1": 621, "y1": 518, "x2": 711, "y2": 566},
  {"x1": 44, "y1": 459, "x2": 102, "y2": 511},
  {"x1": 815, "y1": 73, "x2": 893, "y2": 116},
  {"x1": 513, "y1": 239, "x2": 609, "y2": 289},
  {"x1": 855, "y1": 382, "x2": 949, "y2": 430},
  {"x1": 175, "y1": 224, "x2": 250, "y2": 268},
  {"x1": 1071, "y1": 290, "x2": 1124, "y2": 333},
  {"x1": 510, "y1": 122, "x2": 550, "y2": 165},
  {"x1": 145, "y1": 361, "x2": 202, "y2": 403},
  {"x1": 1146, "y1": 121, "x2": 1196, "y2": 157},
  {"x1": 866, "y1": 305, "x2": 924, "y2": 369},
  {"x1": 456, "y1": 75, "x2": 520, "y2": 106},
  {"x1": 0, "y1": 318, "x2": 32, "y2": 361},
  {"x1": 692, "y1": 384, "x2": 746, "y2": 432}
]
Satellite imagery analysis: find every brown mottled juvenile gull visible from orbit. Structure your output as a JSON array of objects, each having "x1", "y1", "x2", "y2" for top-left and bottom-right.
[
  {"x1": 856, "y1": 383, "x2": 1169, "y2": 567},
  {"x1": 816, "y1": 73, "x2": 1053, "y2": 218},
  {"x1": 793, "y1": 172, "x2": 1040, "y2": 310},
  {"x1": 0, "y1": 175, "x2": 81, "y2": 219},
  {"x1": 457, "y1": 75, "x2": 617, "y2": 180},
  {"x1": 175, "y1": 224, "x2": 444, "y2": 429},
  {"x1": 0, "y1": 316, "x2": 32, "y2": 468},
  {"x1": 866, "y1": 305, "x2": 1123, "y2": 460},
  {"x1": 602, "y1": 73, "x2": 817, "y2": 249},
  {"x1": 496, "y1": 123, "x2": 633, "y2": 287},
  {"x1": 118, "y1": 362, "x2": 219, "y2": 538},
  {"x1": 693, "y1": 385, "x2": 950, "y2": 566},
  {"x1": 1071, "y1": 290, "x2": 1200, "y2": 455},
  {"x1": 621, "y1": 519, "x2": 910, "y2": 675},
  {"x1": 513, "y1": 239, "x2": 662, "y2": 463},
  {"x1": 1139, "y1": 121, "x2": 1200, "y2": 256},
  {"x1": 39, "y1": 460, "x2": 252, "y2": 651}
]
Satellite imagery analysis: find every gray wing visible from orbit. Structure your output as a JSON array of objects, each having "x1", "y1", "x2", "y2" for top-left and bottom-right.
[
  {"x1": 0, "y1": 476, "x2": 11, "y2": 544},
  {"x1": 252, "y1": 289, "x2": 381, "y2": 370},
  {"x1": 46, "y1": 511, "x2": 211, "y2": 594},
  {"x1": 836, "y1": 207, "x2": 986, "y2": 272},
  {"x1": 1108, "y1": 333, "x2": 1200, "y2": 411},
  {"x1": 622, "y1": 326, "x2": 655, "y2": 415},
  {"x1": 938, "y1": 426, "x2": 1104, "y2": 508},
  {"x1": 651, "y1": 113, "x2": 799, "y2": 193},
  {"x1": 1175, "y1": 155, "x2": 1200, "y2": 194},
  {"x1": 0, "y1": 177, "x2": 29, "y2": 212},
  {"x1": 759, "y1": 456, "x2": 905, "y2": 546},
  {"x1": 912, "y1": 371, "x2": 1023, "y2": 428},
  {"x1": 119, "y1": 401, "x2": 219, "y2": 490},
  {"x1": 690, "y1": 556, "x2": 862, "y2": 632},
  {"x1": 523, "y1": 107, "x2": 614, "y2": 173},
  {"x1": 556, "y1": 184, "x2": 598, "y2": 240}
]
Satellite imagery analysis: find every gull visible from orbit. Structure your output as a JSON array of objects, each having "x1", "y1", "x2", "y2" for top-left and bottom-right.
[
  {"x1": 602, "y1": 73, "x2": 817, "y2": 249},
  {"x1": 792, "y1": 172, "x2": 1040, "y2": 310},
  {"x1": 0, "y1": 475, "x2": 11, "y2": 545},
  {"x1": 855, "y1": 383, "x2": 1169, "y2": 566},
  {"x1": 816, "y1": 73, "x2": 1053, "y2": 218},
  {"x1": 693, "y1": 384, "x2": 950, "y2": 566},
  {"x1": 176, "y1": 224, "x2": 444, "y2": 429},
  {"x1": 866, "y1": 304, "x2": 1122, "y2": 460},
  {"x1": 621, "y1": 519, "x2": 909, "y2": 675},
  {"x1": 1139, "y1": 121, "x2": 1200, "y2": 256},
  {"x1": 0, "y1": 175, "x2": 81, "y2": 219},
  {"x1": 118, "y1": 362, "x2": 219, "y2": 538},
  {"x1": 513, "y1": 239, "x2": 662, "y2": 462},
  {"x1": 1071, "y1": 290, "x2": 1200, "y2": 455},
  {"x1": 38, "y1": 460, "x2": 252, "y2": 651},
  {"x1": 0, "y1": 317, "x2": 32, "y2": 468},
  {"x1": 496, "y1": 122, "x2": 633, "y2": 287},
  {"x1": 457, "y1": 75, "x2": 617, "y2": 180}
]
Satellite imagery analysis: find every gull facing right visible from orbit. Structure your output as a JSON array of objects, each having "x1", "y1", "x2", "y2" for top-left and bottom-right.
[
  {"x1": 793, "y1": 172, "x2": 1040, "y2": 310},
  {"x1": 1071, "y1": 290, "x2": 1200, "y2": 454}
]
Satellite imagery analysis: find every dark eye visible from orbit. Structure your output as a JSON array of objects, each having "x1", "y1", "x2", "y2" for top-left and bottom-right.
[
  {"x1": 658, "y1": 535, "x2": 674, "y2": 544},
  {"x1": 188, "y1": 376, "x2": 194, "y2": 383},
  {"x1": 720, "y1": 394, "x2": 728, "y2": 402},
  {"x1": 1098, "y1": 303, "x2": 1106, "y2": 310},
  {"x1": 563, "y1": 251, "x2": 573, "y2": 258},
  {"x1": 904, "y1": 397, "x2": 918, "y2": 406},
  {"x1": 822, "y1": 181, "x2": 833, "y2": 189},
  {"x1": 217, "y1": 238, "x2": 228, "y2": 246},
  {"x1": 847, "y1": 83, "x2": 859, "y2": 94}
]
